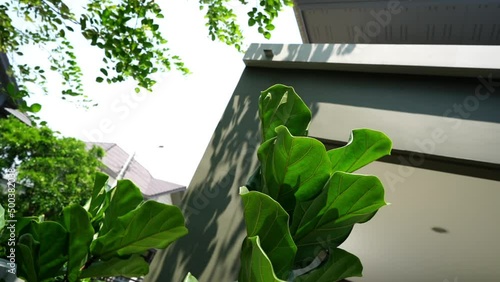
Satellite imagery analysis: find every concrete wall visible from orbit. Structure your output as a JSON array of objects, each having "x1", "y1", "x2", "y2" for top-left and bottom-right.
[{"x1": 146, "y1": 66, "x2": 500, "y2": 281}]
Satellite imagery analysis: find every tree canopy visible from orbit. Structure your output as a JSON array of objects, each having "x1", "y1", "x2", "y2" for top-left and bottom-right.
[
  {"x1": 0, "y1": 0, "x2": 292, "y2": 112},
  {"x1": 0, "y1": 116, "x2": 105, "y2": 219}
]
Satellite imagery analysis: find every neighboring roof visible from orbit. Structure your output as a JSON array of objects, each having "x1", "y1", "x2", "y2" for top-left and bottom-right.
[
  {"x1": 4, "y1": 107, "x2": 32, "y2": 126},
  {"x1": 86, "y1": 142, "x2": 186, "y2": 197}
]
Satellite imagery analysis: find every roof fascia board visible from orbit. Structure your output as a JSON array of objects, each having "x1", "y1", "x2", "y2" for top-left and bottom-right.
[{"x1": 243, "y1": 43, "x2": 500, "y2": 78}]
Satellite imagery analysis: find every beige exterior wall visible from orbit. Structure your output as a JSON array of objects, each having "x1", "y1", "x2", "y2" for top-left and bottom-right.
[{"x1": 146, "y1": 49, "x2": 500, "y2": 282}]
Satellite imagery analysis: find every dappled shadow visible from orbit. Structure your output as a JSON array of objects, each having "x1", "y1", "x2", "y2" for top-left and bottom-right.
[
  {"x1": 244, "y1": 43, "x2": 354, "y2": 63},
  {"x1": 146, "y1": 75, "x2": 267, "y2": 282},
  {"x1": 243, "y1": 43, "x2": 500, "y2": 124},
  {"x1": 145, "y1": 69, "x2": 323, "y2": 282}
]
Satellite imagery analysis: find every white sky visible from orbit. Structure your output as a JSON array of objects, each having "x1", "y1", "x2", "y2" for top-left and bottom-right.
[{"x1": 25, "y1": 1, "x2": 301, "y2": 186}]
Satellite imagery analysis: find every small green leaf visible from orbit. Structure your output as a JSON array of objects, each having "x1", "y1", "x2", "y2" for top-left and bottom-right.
[
  {"x1": 80, "y1": 16, "x2": 87, "y2": 30},
  {"x1": 30, "y1": 103, "x2": 42, "y2": 113},
  {"x1": 100, "y1": 68, "x2": 108, "y2": 76},
  {"x1": 96, "y1": 77, "x2": 104, "y2": 83},
  {"x1": 259, "y1": 84, "x2": 311, "y2": 142},
  {"x1": 266, "y1": 24, "x2": 275, "y2": 30},
  {"x1": 60, "y1": 3, "x2": 70, "y2": 16},
  {"x1": 328, "y1": 129, "x2": 392, "y2": 174}
]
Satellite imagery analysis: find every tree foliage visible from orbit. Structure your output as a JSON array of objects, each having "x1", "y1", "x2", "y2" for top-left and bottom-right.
[
  {"x1": 0, "y1": 116, "x2": 104, "y2": 219},
  {"x1": 0, "y1": 0, "x2": 292, "y2": 112}
]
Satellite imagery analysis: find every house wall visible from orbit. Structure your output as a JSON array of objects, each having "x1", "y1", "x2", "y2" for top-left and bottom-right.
[
  {"x1": 146, "y1": 66, "x2": 500, "y2": 281},
  {"x1": 147, "y1": 193, "x2": 173, "y2": 205}
]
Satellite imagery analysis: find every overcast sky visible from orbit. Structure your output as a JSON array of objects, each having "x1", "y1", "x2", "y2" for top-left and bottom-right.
[{"x1": 25, "y1": 1, "x2": 301, "y2": 186}]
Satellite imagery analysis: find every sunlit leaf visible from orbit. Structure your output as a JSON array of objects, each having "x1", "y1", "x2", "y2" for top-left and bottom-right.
[
  {"x1": 292, "y1": 172, "x2": 386, "y2": 265},
  {"x1": 240, "y1": 187, "x2": 296, "y2": 279},
  {"x1": 91, "y1": 201, "x2": 188, "y2": 259},
  {"x1": 258, "y1": 126, "x2": 331, "y2": 212},
  {"x1": 328, "y1": 129, "x2": 392, "y2": 174}
]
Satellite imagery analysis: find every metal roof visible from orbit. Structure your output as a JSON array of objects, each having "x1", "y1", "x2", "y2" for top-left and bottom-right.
[
  {"x1": 293, "y1": 0, "x2": 500, "y2": 45},
  {"x1": 86, "y1": 142, "x2": 186, "y2": 197}
]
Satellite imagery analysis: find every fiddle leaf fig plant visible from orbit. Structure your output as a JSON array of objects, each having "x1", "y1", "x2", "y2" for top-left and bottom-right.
[
  {"x1": 240, "y1": 84, "x2": 392, "y2": 281},
  {"x1": 1, "y1": 172, "x2": 188, "y2": 282}
]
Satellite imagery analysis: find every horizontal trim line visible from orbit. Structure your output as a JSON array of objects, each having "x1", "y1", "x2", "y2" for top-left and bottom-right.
[
  {"x1": 244, "y1": 44, "x2": 500, "y2": 78},
  {"x1": 317, "y1": 137, "x2": 500, "y2": 181}
]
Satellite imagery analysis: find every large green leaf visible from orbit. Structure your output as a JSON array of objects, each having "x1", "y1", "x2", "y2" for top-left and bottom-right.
[
  {"x1": 259, "y1": 84, "x2": 311, "y2": 143},
  {"x1": 295, "y1": 248, "x2": 362, "y2": 282},
  {"x1": 80, "y1": 255, "x2": 149, "y2": 278},
  {"x1": 328, "y1": 129, "x2": 392, "y2": 174},
  {"x1": 258, "y1": 126, "x2": 331, "y2": 213},
  {"x1": 99, "y1": 179, "x2": 144, "y2": 236},
  {"x1": 239, "y1": 236, "x2": 286, "y2": 282},
  {"x1": 91, "y1": 201, "x2": 188, "y2": 259},
  {"x1": 19, "y1": 221, "x2": 68, "y2": 281},
  {"x1": 17, "y1": 234, "x2": 39, "y2": 282},
  {"x1": 240, "y1": 187, "x2": 297, "y2": 279},
  {"x1": 293, "y1": 172, "x2": 386, "y2": 264},
  {"x1": 37, "y1": 221, "x2": 69, "y2": 280},
  {"x1": 63, "y1": 204, "x2": 94, "y2": 282},
  {"x1": 88, "y1": 172, "x2": 109, "y2": 219}
]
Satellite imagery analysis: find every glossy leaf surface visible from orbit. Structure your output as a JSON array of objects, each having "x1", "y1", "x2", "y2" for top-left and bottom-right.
[
  {"x1": 328, "y1": 129, "x2": 392, "y2": 174},
  {"x1": 240, "y1": 187, "x2": 297, "y2": 279},
  {"x1": 91, "y1": 201, "x2": 188, "y2": 259},
  {"x1": 293, "y1": 172, "x2": 386, "y2": 264},
  {"x1": 259, "y1": 84, "x2": 311, "y2": 142},
  {"x1": 258, "y1": 126, "x2": 331, "y2": 212},
  {"x1": 239, "y1": 236, "x2": 286, "y2": 282}
]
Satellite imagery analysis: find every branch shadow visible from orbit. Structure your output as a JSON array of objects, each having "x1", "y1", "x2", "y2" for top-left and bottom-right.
[{"x1": 146, "y1": 45, "x2": 338, "y2": 282}]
